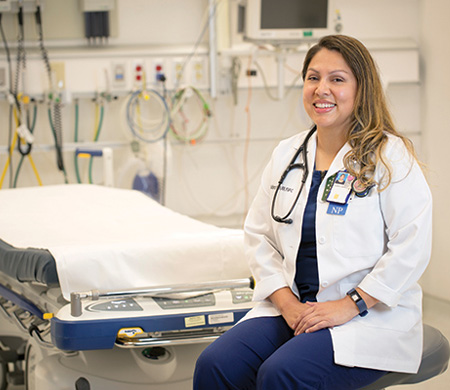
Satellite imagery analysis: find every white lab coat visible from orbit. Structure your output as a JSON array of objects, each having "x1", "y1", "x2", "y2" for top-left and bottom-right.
[{"x1": 242, "y1": 130, "x2": 432, "y2": 374}]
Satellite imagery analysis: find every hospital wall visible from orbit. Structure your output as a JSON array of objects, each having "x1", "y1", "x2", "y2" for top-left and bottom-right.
[
  {"x1": 0, "y1": 1, "x2": 446, "y2": 301},
  {"x1": 418, "y1": 0, "x2": 450, "y2": 303}
]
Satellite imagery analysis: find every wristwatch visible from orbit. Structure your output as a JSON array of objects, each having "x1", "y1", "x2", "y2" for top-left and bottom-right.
[{"x1": 347, "y1": 288, "x2": 368, "y2": 317}]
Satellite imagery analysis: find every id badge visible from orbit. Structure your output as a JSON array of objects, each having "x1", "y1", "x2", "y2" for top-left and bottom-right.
[
  {"x1": 326, "y1": 171, "x2": 354, "y2": 204},
  {"x1": 327, "y1": 202, "x2": 348, "y2": 215},
  {"x1": 322, "y1": 173, "x2": 336, "y2": 201}
]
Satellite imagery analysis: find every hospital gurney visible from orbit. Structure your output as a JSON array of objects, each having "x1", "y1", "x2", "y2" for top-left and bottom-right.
[{"x1": 0, "y1": 185, "x2": 254, "y2": 390}]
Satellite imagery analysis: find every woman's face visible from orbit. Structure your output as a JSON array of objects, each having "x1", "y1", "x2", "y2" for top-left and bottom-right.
[{"x1": 303, "y1": 48, "x2": 357, "y2": 137}]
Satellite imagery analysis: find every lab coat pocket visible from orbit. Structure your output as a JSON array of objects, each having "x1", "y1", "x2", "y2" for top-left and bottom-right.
[
  {"x1": 360, "y1": 304, "x2": 420, "y2": 332},
  {"x1": 332, "y1": 194, "x2": 384, "y2": 258},
  {"x1": 339, "y1": 283, "x2": 422, "y2": 332},
  {"x1": 340, "y1": 284, "x2": 420, "y2": 333}
]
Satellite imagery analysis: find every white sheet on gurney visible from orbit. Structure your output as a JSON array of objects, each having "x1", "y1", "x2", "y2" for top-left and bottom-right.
[{"x1": 0, "y1": 184, "x2": 250, "y2": 301}]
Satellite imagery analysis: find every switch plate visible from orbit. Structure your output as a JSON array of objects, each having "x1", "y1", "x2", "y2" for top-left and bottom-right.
[
  {"x1": 111, "y1": 61, "x2": 126, "y2": 89},
  {"x1": 51, "y1": 62, "x2": 66, "y2": 89}
]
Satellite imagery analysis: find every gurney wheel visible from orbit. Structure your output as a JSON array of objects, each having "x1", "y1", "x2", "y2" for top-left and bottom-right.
[{"x1": 0, "y1": 363, "x2": 6, "y2": 390}]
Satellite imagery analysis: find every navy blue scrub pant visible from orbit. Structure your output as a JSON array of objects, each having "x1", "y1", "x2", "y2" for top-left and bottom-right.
[{"x1": 194, "y1": 316, "x2": 387, "y2": 390}]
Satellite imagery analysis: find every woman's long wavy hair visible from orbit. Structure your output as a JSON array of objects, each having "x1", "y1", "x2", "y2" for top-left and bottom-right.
[{"x1": 301, "y1": 35, "x2": 417, "y2": 189}]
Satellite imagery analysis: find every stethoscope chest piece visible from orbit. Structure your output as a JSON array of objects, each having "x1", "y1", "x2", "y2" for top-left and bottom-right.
[{"x1": 351, "y1": 179, "x2": 374, "y2": 198}]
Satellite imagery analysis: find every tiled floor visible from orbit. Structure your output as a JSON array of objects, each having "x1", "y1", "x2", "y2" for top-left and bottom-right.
[{"x1": 7, "y1": 295, "x2": 450, "y2": 389}]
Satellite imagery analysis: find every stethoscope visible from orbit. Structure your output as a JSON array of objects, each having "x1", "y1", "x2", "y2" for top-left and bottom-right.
[{"x1": 271, "y1": 126, "x2": 317, "y2": 224}]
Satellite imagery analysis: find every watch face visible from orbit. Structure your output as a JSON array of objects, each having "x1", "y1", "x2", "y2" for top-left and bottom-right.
[{"x1": 351, "y1": 294, "x2": 358, "y2": 302}]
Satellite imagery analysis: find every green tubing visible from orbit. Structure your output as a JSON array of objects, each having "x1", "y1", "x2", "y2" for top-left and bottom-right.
[
  {"x1": 88, "y1": 104, "x2": 104, "y2": 184},
  {"x1": 74, "y1": 101, "x2": 82, "y2": 183}
]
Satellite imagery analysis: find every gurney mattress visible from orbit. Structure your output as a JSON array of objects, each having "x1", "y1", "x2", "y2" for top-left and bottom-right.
[{"x1": 0, "y1": 185, "x2": 249, "y2": 300}]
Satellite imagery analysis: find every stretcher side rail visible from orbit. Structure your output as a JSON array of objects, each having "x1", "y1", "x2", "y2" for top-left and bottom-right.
[
  {"x1": 115, "y1": 327, "x2": 232, "y2": 348},
  {"x1": 70, "y1": 277, "x2": 255, "y2": 317}
]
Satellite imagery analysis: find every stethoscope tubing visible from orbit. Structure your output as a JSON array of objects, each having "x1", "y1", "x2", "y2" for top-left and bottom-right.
[{"x1": 271, "y1": 126, "x2": 317, "y2": 224}]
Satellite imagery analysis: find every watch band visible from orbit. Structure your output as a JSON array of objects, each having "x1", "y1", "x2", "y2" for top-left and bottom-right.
[{"x1": 347, "y1": 288, "x2": 368, "y2": 317}]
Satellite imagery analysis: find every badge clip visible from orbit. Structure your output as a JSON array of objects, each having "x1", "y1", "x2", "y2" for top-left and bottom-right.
[{"x1": 351, "y1": 179, "x2": 374, "y2": 198}]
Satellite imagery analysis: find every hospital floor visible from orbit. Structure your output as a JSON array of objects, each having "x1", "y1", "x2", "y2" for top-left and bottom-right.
[{"x1": 7, "y1": 294, "x2": 450, "y2": 390}]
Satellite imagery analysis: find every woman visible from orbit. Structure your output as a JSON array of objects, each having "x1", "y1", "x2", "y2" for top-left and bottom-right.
[{"x1": 194, "y1": 35, "x2": 432, "y2": 389}]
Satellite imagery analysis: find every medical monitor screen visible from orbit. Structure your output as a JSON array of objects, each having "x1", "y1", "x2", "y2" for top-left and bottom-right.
[{"x1": 261, "y1": 0, "x2": 328, "y2": 30}]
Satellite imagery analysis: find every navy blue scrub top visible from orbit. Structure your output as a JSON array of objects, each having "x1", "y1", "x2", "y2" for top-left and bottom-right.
[{"x1": 294, "y1": 170, "x2": 326, "y2": 303}]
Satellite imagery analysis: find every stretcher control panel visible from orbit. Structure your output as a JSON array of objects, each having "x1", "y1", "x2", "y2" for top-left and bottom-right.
[{"x1": 51, "y1": 288, "x2": 254, "y2": 351}]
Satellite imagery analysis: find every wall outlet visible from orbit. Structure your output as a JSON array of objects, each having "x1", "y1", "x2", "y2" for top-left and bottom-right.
[
  {"x1": 131, "y1": 59, "x2": 145, "y2": 88},
  {"x1": 151, "y1": 58, "x2": 166, "y2": 84},
  {"x1": 191, "y1": 57, "x2": 208, "y2": 88},
  {"x1": 172, "y1": 58, "x2": 186, "y2": 87}
]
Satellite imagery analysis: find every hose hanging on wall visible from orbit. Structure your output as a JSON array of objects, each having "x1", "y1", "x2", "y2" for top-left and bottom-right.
[
  {"x1": 35, "y1": 3, "x2": 67, "y2": 182},
  {"x1": 10, "y1": 6, "x2": 26, "y2": 187},
  {"x1": 13, "y1": 101, "x2": 38, "y2": 187},
  {"x1": 125, "y1": 88, "x2": 171, "y2": 143},
  {"x1": 0, "y1": 12, "x2": 16, "y2": 188},
  {"x1": 0, "y1": 105, "x2": 42, "y2": 189},
  {"x1": 170, "y1": 86, "x2": 211, "y2": 144},
  {"x1": 73, "y1": 98, "x2": 105, "y2": 184},
  {"x1": 0, "y1": 5, "x2": 42, "y2": 189},
  {"x1": 73, "y1": 100, "x2": 81, "y2": 183},
  {"x1": 88, "y1": 101, "x2": 105, "y2": 183}
]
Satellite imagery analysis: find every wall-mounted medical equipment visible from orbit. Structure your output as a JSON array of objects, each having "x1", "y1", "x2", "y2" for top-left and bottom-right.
[
  {"x1": 244, "y1": 0, "x2": 333, "y2": 43},
  {"x1": 0, "y1": 0, "x2": 70, "y2": 188},
  {"x1": 80, "y1": 0, "x2": 115, "y2": 44},
  {"x1": 0, "y1": 0, "x2": 39, "y2": 14}
]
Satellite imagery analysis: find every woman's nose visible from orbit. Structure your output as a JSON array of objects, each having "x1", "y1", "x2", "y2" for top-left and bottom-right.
[{"x1": 315, "y1": 80, "x2": 331, "y2": 96}]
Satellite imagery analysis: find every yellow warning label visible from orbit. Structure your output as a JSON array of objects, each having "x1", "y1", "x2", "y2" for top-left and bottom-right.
[
  {"x1": 185, "y1": 315, "x2": 206, "y2": 328},
  {"x1": 117, "y1": 327, "x2": 144, "y2": 338}
]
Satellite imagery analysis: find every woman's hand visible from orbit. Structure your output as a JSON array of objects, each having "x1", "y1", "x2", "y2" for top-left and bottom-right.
[
  {"x1": 292, "y1": 297, "x2": 359, "y2": 335},
  {"x1": 269, "y1": 287, "x2": 308, "y2": 330}
]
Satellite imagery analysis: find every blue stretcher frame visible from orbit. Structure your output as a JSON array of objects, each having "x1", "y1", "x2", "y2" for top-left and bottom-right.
[
  {"x1": 51, "y1": 308, "x2": 250, "y2": 351},
  {"x1": 0, "y1": 280, "x2": 251, "y2": 352}
]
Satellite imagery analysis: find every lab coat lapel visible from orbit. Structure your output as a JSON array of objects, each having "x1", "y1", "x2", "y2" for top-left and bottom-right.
[{"x1": 326, "y1": 142, "x2": 352, "y2": 178}]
